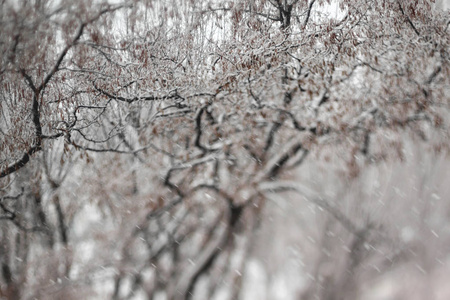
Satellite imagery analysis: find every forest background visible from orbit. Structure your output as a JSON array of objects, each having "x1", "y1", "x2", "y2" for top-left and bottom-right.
[{"x1": 0, "y1": 0, "x2": 449, "y2": 299}]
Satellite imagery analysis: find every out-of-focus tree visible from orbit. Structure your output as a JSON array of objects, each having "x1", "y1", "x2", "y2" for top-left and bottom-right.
[{"x1": 0, "y1": 0, "x2": 449, "y2": 299}]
